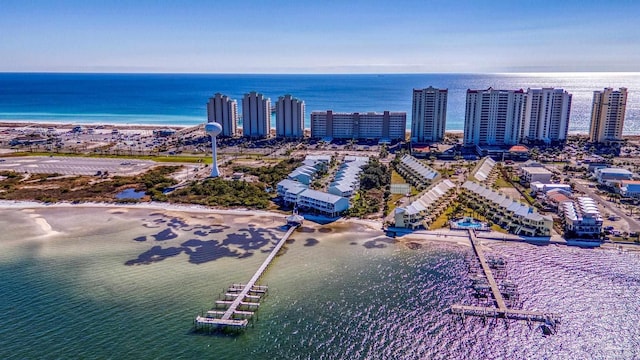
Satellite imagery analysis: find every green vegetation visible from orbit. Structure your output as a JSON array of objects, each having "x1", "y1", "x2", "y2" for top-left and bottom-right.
[
  {"x1": 232, "y1": 158, "x2": 302, "y2": 188},
  {"x1": 493, "y1": 177, "x2": 513, "y2": 188},
  {"x1": 429, "y1": 205, "x2": 455, "y2": 230},
  {"x1": 170, "y1": 178, "x2": 270, "y2": 209},
  {"x1": 348, "y1": 158, "x2": 391, "y2": 217},
  {"x1": 0, "y1": 166, "x2": 180, "y2": 203}
]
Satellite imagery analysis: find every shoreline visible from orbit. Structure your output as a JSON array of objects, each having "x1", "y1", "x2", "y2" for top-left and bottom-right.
[{"x1": 0, "y1": 119, "x2": 601, "y2": 136}]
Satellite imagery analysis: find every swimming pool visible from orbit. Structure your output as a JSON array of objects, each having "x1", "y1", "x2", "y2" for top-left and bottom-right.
[{"x1": 451, "y1": 217, "x2": 488, "y2": 230}]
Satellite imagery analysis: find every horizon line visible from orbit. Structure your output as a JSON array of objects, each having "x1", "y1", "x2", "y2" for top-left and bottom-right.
[{"x1": 2, "y1": 71, "x2": 640, "y2": 76}]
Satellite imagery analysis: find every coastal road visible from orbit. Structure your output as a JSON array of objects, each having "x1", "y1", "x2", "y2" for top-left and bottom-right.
[{"x1": 0, "y1": 156, "x2": 155, "y2": 176}]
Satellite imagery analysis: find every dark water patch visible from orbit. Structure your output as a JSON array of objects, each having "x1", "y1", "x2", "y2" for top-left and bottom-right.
[
  {"x1": 193, "y1": 230, "x2": 208, "y2": 237},
  {"x1": 181, "y1": 239, "x2": 242, "y2": 264},
  {"x1": 298, "y1": 227, "x2": 315, "y2": 233},
  {"x1": 350, "y1": 241, "x2": 358, "y2": 245},
  {"x1": 285, "y1": 238, "x2": 295, "y2": 244},
  {"x1": 133, "y1": 236, "x2": 147, "y2": 242},
  {"x1": 363, "y1": 236, "x2": 395, "y2": 249},
  {"x1": 125, "y1": 245, "x2": 184, "y2": 265},
  {"x1": 222, "y1": 228, "x2": 275, "y2": 251},
  {"x1": 304, "y1": 238, "x2": 319, "y2": 247},
  {"x1": 152, "y1": 228, "x2": 178, "y2": 241},
  {"x1": 318, "y1": 228, "x2": 332, "y2": 233}
]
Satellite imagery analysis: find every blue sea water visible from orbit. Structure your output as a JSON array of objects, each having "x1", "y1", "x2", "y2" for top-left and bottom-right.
[{"x1": 1, "y1": 72, "x2": 639, "y2": 133}]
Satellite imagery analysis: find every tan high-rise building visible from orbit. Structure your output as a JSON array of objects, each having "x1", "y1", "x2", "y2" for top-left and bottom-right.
[
  {"x1": 589, "y1": 87, "x2": 628, "y2": 143},
  {"x1": 310, "y1": 111, "x2": 406, "y2": 141},
  {"x1": 206, "y1": 93, "x2": 238, "y2": 137},
  {"x1": 242, "y1": 91, "x2": 271, "y2": 138},
  {"x1": 276, "y1": 95, "x2": 305, "y2": 138}
]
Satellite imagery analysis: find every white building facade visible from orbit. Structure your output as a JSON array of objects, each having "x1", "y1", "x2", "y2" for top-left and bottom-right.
[
  {"x1": 207, "y1": 93, "x2": 238, "y2": 137},
  {"x1": 411, "y1": 87, "x2": 448, "y2": 142},
  {"x1": 310, "y1": 111, "x2": 406, "y2": 141},
  {"x1": 464, "y1": 88, "x2": 527, "y2": 146},
  {"x1": 276, "y1": 95, "x2": 305, "y2": 138},
  {"x1": 589, "y1": 87, "x2": 628, "y2": 143},
  {"x1": 242, "y1": 91, "x2": 271, "y2": 138},
  {"x1": 523, "y1": 88, "x2": 572, "y2": 144}
]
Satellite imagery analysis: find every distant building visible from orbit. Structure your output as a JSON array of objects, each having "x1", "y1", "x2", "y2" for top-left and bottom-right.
[
  {"x1": 595, "y1": 167, "x2": 633, "y2": 185},
  {"x1": 520, "y1": 167, "x2": 553, "y2": 184},
  {"x1": 207, "y1": 93, "x2": 238, "y2": 137},
  {"x1": 619, "y1": 180, "x2": 640, "y2": 199},
  {"x1": 589, "y1": 87, "x2": 628, "y2": 143},
  {"x1": 523, "y1": 88, "x2": 572, "y2": 144},
  {"x1": 276, "y1": 95, "x2": 305, "y2": 138},
  {"x1": 411, "y1": 87, "x2": 448, "y2": 142},
  {"x1": 470, "y1": 157, "x2": 497, "y2": 183},
  {"x1": 396, "y1": 154, "x2": 439, "y2": 188},
  {"x1": 327, "y1": 156, "x2": 368, "y2": 198},
  {"x1": 310, "y1": 111, "x2": 406, "y2": 141},
  {"x1": 530, "y1": 182, "x2": 572, "y2": 195},
  {"x1": 242, "y1": 91, "x2": 271, "y2": 138},
  {"x1": 464, "y1": 88, "x2": 526, "y2": 147}
]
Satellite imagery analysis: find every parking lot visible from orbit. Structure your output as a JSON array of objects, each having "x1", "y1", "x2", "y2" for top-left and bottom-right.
[{"x1": 0, "y1": 156, "x2": 156, "y2": 176}]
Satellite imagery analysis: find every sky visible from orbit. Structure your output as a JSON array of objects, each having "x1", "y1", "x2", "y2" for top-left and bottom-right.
[{"x1": 1, "y1": 0, "x2": 639, "y2": 73}]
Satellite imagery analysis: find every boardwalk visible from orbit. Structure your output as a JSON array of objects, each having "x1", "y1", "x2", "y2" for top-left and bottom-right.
[
  {"x1": 452, "y1": 229, "x2": 561, "y2": 328},
  {"x1": 195, "y1": 224, "x2": 298, "y2": 331},
  {"x1": 468, "y1": 229, "x2": 506, "y2": 311}
]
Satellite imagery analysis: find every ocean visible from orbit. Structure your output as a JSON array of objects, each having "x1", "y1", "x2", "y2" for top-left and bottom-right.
[
  {"x1": 1, "y1": 206, "x2": 639, "y2": 359},
  {"x1": 1, "y1": 72, "x2": 639, "y2": 134}
]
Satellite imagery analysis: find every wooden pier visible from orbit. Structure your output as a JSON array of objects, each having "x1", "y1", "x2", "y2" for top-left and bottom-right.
[
  {"x1": 451, "y1": 229, "x2": 561, "y2": 329},
  {"x1": 195, "y1": 224, "x2": 299, "y2": 332},
  {"x1": 468, "y1": 229, "x2": 506, "y2": 311}
]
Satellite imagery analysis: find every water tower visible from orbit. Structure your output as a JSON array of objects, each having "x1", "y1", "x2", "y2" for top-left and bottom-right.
[{"x1": 204, "y1": 122, "x2": 222, "y2": 177}]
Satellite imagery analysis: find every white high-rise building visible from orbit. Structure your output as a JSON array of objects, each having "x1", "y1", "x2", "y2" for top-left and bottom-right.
[
  {"x1": 276, "y1": 95, "x2": 305, "y2": 138},
  {"x1": 206, "y1": 93, "x2": 238, "y2": 137},
  {"x1": 589, "y1": 87, "x2": 628, "y2": 143},
  {"x1": 523, "y1": 88, "x2": 572, "y2": 144},
  {"x1": 310, "y1": 111, "x2": 406, "y2": 141},
  {"x1": 463, "y1": 88, "x2": 527, "y2": 146},
  {"x1": 242, "y1": 91, "x2": 271, "y2": 138},
  {"x1": 411, "y1": 86, "x2": 448, "y2": 142}
]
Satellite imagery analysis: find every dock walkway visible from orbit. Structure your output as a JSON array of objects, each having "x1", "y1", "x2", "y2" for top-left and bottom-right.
[
  {"x1": 195, "y1": 224, "x2": 298, "y2": 331},
  {"x1": 468, "y1": 229, "x2": 506, "y2": 311},
  {"x1": 452, "y1": 229, "x2": 561, "y2": 328}
]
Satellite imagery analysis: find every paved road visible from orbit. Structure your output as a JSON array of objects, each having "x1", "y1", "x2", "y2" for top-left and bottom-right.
[{"x1": 0, "y1": 156, "x2": 155, "y2": 176}]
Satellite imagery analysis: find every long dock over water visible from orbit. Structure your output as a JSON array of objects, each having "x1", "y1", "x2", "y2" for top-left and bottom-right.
[
  {"x1": 195, "y1": 223, "x2": 299, "y2": 332},
  {"x1": 468, "y1": 229, "x2": 506, "y2": 311},
  {"x1": 451, "y1": 229, "x2": 561, "y2": 330}
]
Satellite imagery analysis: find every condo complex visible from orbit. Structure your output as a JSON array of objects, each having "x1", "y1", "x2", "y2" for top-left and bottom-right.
[{"x1": 204, "y1": 84, "x2": 632, "y2": 240}]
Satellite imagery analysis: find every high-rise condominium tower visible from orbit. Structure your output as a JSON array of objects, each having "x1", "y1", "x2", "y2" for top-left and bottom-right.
[
  {"x1": 310, "y1": 111, "x2": 406, "y2": 141},
  {"x1": 242, "y1": 91, "x2": 271, "y2": 138},
  {"x1": 523, "y1": 88, "x2": 572, "y2": 144},
  {"x1": 589, "y1": 87, "x2": 628, "y2": 143},
  {"x1": 206, "y1": 93, "x2": 238, "y2": 137},
  {"x1": 276, "y1": 95, "x2": 305, "y2": 138},
  {"x1": 411, "y1": 87, "x2": 448, "y2": 142},
  {"x1": 463, "y1": 88, "x2": 527, "y2": 146}
]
